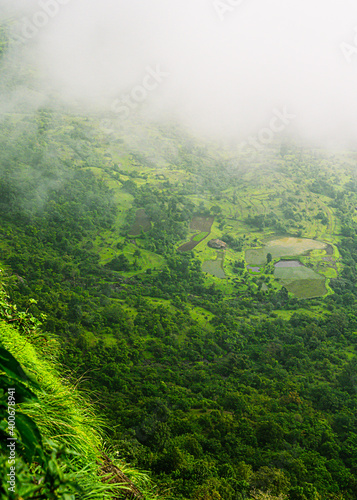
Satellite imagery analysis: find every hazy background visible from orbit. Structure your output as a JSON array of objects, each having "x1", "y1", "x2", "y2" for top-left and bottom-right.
[{"x1": 2, "y1": 0, "x2": 357, "y2": 146}]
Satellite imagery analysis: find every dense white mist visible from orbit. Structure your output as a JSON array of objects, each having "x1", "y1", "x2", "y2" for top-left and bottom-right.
[{"x1": 2, "y1": 0, "x2": 357, "y2": 146}]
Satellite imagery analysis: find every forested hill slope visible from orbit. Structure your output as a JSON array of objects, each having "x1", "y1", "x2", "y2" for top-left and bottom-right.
[
  {"x1": 0, "y1": 280, "x2": 163, "y2": 499},
  {"x1": 0, "y1": 105, "x2": 357, "y2": 500}
]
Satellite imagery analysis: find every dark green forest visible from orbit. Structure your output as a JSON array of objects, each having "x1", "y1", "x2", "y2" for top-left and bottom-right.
[
  {"x1": 0, "y1": 12, "x2": 357, "y2": 498},
  {"x1": 0, "y1": 103, "x2": 357, "y2": 500}
]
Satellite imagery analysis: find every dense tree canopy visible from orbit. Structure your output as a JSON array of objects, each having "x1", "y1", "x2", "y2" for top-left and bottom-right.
[{"x1": 0, "y1": 110, "x2": 357, "y2": 499}]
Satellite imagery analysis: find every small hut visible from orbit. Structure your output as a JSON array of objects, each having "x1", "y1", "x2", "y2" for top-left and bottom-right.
[{"x1": 208, "y1": 239, "x2": 227, "y2": 249}]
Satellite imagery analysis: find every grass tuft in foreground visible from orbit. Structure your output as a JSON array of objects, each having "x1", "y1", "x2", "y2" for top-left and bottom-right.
[{"x1": 0, "y1": 281, "x2": 165, "y2": 500}]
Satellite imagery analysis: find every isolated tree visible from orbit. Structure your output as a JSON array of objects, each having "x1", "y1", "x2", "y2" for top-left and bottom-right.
[
  {"x1": 266, "y1": 253, "x2": 272, "y2": 264},
  {"x1": 250, "y1": 467, "x2": 290, "y2": 497},
  {"x1": 210, "y1": 205, "x2": 222, "y2": 215}
]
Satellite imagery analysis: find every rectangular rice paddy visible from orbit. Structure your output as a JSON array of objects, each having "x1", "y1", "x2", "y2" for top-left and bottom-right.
[
  {"x1": 284, "y1": 279, "x2": 327, "y2": 299},
  {"x1": 274, "y1": 265, "x2": 323, "y2": 281},
  {"x1": 246, "y1": 237, "x2": 327, "y2": 266}
]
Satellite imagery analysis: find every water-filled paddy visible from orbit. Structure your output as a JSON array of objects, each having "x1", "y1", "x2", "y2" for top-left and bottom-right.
[
  {"x1": 245, "y1": 238, "x2": 332, "y2": 299},
  {"x1": 246, "y1": 237, "x2": 326, "y2": 266},
  {"x1": 247, "y1": 265, "x2": 261, "y2": 273},
  {"x1": 274, "y1": 263, "x2": 322, "y2": 281},
  {"x1": 273, "y1": 258, "x2": 327, "y2": 298},
  {"x1": 275, "y1": 260, "x2": 303, "y2": 268},
  {"x1": 202, "y1": 251, "x2": 226, "y2": 278}
]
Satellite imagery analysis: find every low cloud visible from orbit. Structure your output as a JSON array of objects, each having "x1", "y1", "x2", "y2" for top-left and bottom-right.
[{"x1": 2, "y1": 0, "x2": 357, "y2": 147}]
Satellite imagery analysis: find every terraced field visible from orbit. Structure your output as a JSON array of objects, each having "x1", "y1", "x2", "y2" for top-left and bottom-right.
[
  {"x1": 284, "y1": 279, "x2": 327, "y2": 299},
  {"x1": 190, "y1": 217, "x2": 215, "y2": 232},
  {"x1": 84, "y1": 127, "x2": 347, "y2": 302},
  {"x1": 246, "y1": 237, "x2": 327, "y2": 266},
  {"x1": 178, "y1": 217, "x2": 214, "y2": 252},
  {"x1": 193, "y1": 231, "x2": 209, "y2": 242},
  {"x1": 274, "y1": 260, "x2": 324, "y2": 280},
  {"x1": 244, "y1": 238, "x2": 336, "y2": 299}
]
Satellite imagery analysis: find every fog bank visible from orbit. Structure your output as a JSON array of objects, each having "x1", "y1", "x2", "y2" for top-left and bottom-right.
[{"x1": 2, "y1": 0, "x2": 357, "y2": 146}]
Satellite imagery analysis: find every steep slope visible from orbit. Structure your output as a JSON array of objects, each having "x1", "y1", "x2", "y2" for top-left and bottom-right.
[
  {"x1": 1, "y1": 109, "x2": 357, "y2": 498},
  {"x1": 0, "y1": 282, "x2": 161, "y2": 500}
]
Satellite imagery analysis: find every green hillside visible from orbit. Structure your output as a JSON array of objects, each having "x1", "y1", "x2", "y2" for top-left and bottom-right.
[
  {"x1": 0, "y1": 283, "x2": 161, "y2": 499},
  {"x1": 0, "y1": 106, "x2": 357, "y2": 500},
  {"x1": 0, "y1": 29, "x2": 356, "y2": 497},
  {"x1": 2, "y1": 6, "x2": 357, "y2": 499}
]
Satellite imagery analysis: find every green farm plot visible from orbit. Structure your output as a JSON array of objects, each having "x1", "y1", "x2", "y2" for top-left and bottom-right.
[
  {"x1": 202, "y1": 260, "x2": 226, "y2": 279},
  {"x1": 178, "y1": 217, "x2": 214, "y2": 252},
  {"x1": 193, "y1": 231, "x2": 209, "y2": 242},
  {"x1": 191, "y1": 216, "x2": 214, "y2": 232},
  {"x1": 246, "y1": 237, "x2": 327, "y2": 266},
  {"x1": 244, "y1": 236, "x2": 337, "y2": 299},
  {"x1": 284, "y1": 279, "x2": 327, "y2": 299},
  {"x1": 247, "y1": 265, "x2": 262, "y2": 274},
  {"x1": 274, "y1": 260, "x2": 327, "y2": 299},
  {"x1": 274, "y1": 264, "x2": 322, "y2": 281}
]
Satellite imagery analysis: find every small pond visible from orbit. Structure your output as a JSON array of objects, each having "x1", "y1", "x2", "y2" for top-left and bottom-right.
[{"x1": 247, "y1": 265, "x2": 261, "y2": 273}]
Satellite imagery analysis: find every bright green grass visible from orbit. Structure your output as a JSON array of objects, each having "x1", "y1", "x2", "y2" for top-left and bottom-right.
[
  {"x1": 275, "y1": 307, "x2": 330, "y2": 321},
  {"x1": 192, "y1": 231, "x2": 209, "y2": 242},
  {"x1": 321, "y1": 267, "x2": 338, "y2": 279},
  {"x1": 146, "y1": 297, "x2": 178, "y2": 313},
  {"x1": 0, "y1": 317, "x2": 164, "y2": 500},
  {"x1": 189, "y1": 306, "x2": 214, "y2": 330},
  {"x1": 96, "y1": 239, "x2": 165, "y2": 276},
  {"x1": 201, "y1": 273, "x2": 237, "y2": 295},
  {"x1": 0, "y1": 321, "x2": 103, "y2": 463}
]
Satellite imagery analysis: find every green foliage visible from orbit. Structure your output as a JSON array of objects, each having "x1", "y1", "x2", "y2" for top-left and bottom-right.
[
  {"x1": 0, "y1": 344, "x2": 86, "y2": 499},
  {"x1": 0, "y1": 292, "x2": 156, "y2": 499},
  {"x1": 1, "y1": 111, "x2": 357, "y2": 499},
  {"x1": 105, "y1": 254, "x2": 130, "y2": 272}
]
